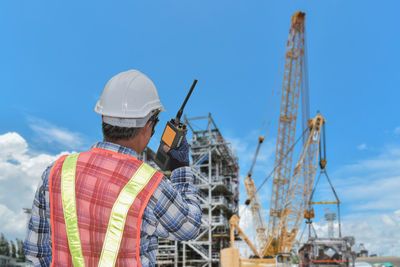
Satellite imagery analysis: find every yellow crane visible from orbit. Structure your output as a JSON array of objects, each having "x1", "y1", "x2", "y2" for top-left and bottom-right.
[
  {"x1": 222, "y1": 114, "x2": 325, "y2": 266},
  {"x1": 221, "y1": 11, "x2": 326, "y2": 266},
  {"x1": 266, "y1": 11, "x2": 308, "y2": 254}
]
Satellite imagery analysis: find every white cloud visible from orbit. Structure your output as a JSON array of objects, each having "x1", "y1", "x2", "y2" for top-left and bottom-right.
[
  {"x1": 0, "y1": 132, "x2": 70, "y2": 239},
  {"x1": 357, "y1": 143, "x2": 367, "y2": 150},
  {"x1": 341, "y1": 210, "x2": 400, "y2": 256},
  {"x1": 0, "y1": 204, "x2": 27, "y2": 237},
  {"x1": 238, "y1": 205, "x2": 255, "y2": 235},
  {"x1": 331, "y1": 146, "x2": 400, "y2": 212},
  {"x1": 394, "y1": 126, "x2": 400, "y2": 135},
  {"x1": 0, "y1": 132, "x2": 28, "y2": 156},
  {"x1": 311, "y1": 220, "x2": 333, "y2": 238},
  {"x1": 333, "y1": 175, "x2": 400, "y2": 211},
  {"x1": 382, "y1": 214, "x2": 396, "y2": 226},
  {"x1": 237, "y1": 204, "x2": 258, "y2": 256},
  {"x1": 28, "y1": 117, "x2": 85, "y2": 150}
]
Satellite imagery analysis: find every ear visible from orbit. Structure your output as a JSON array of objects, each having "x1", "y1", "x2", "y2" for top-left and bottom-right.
[
  {"x1": 144, "y1": 120, "x2": 152, "y2": 129},
  {"x1": 141, "y1": 120, "x2": 153, "y2": 135}
]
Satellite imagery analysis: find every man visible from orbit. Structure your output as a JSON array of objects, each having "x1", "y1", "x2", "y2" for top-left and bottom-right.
[{"x1": 25, "y1": 70, "x2": 202, "y2": 267}]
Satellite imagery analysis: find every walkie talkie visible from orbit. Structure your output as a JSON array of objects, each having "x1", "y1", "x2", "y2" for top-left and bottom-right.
[{"x1": 154, "y1": 79, "x2": 198, "y2": 171}]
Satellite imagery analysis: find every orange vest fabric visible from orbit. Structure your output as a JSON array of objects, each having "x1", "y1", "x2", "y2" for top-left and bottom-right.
[{"x1": 49, "y1": 147, "x2": 163, "y2": 267}]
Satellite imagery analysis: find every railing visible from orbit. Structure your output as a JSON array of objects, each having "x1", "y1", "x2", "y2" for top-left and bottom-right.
[
  {"x1": 212, "y1": 215, "x2": 228, "y2": 225},
  {"x1": 211, "y1": 196, "x2": 229, "y2": 208},
  {"x1": 156, "y1": 240, "x2": 176, "y2": 261}
]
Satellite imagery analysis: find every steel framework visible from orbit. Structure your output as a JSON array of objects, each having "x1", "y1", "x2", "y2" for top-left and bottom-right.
[{"x1": 152, "y1": 113, "x2": 239, "y2": 267}]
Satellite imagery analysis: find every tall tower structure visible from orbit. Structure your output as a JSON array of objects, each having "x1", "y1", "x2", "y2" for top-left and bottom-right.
[
  {"x1": 181, "y1": 113, "x2": 239, "y2": 267},
  {"x1": 325, "y1": 212, "x2": 336, "y2": 238},
  {"x1": 150, "y1": 113, "x2": 239, "y2": 267}
]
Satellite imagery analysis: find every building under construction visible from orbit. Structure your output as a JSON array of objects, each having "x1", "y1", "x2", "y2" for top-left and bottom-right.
[{"x1": 142, "y1": 113, "x2": 239, "y2": 267}]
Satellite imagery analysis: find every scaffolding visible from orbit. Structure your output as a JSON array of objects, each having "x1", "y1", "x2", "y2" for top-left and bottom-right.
[{"x1": 152, "y1": 113, "x2": 239, "y2": 267}]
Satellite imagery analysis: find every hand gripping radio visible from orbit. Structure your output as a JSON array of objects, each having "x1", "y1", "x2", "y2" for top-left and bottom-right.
[{"x1": 154, "y1": 79, "x2": 198, "y2": 171}]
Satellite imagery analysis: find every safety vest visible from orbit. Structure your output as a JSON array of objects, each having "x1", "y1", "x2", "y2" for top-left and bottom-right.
[{"x1": 49, "y1": 147, "x2": 163, "y2": 267}]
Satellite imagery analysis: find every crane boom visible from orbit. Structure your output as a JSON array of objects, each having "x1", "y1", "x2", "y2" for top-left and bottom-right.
[
  {"x1": 267, "y1": 11, "x2": 306, "y2": 251},
  {"x1": 242, "y1": 11, "x2": 307, "y2": 256},
  {"x1": 244, "y1": 136, "x2": 268, "y2": 249},
  {"x1": 244, "y1": 175, "x2": 268, "y2": 249},
  {"x1": 262, "y1": 114, "x2": 325, "y2": 255},
  {"x1": 232, "y1": 11, "x2": 325, "y2": 263}
]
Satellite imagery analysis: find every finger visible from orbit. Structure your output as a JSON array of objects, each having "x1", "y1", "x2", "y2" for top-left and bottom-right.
[{"x1": 163, "y1": 145, "x2": 171, "y2": 153}]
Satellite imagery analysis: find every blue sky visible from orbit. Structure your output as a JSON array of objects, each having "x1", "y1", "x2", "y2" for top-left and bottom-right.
[{"x1": 0, "y1": 0, "x2": 399, "y2": 256}]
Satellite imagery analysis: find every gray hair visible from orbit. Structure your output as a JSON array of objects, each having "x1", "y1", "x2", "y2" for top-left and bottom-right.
[
  {"x1": 102, "y1": 111, "x2": 159, "y2": 142},
  {"x1": 102, "y1": 122, "x2": 142, "y2": 141}
]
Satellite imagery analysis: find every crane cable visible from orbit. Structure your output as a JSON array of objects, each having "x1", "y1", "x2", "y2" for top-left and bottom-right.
[
  {"x1": 247, "y1": 26, "x2": 310, "y2": 200},
  {"x1": 246, "y1": 127, "x2": 309, "y2": 204},
  {"x1": 255, "y1": 127, "x2": 308, "y2": 193},
  {"x1": 301, "y1": 27, "x2": 310, "y2": 145},
  {"x1": 248, "y1": 52, "x2": 286, "y2": 177},
  {"x1": 249, "y1": 29, "x2": 309, "y2": 176},
  {"x1": 259, "y1": 52, "x2": 285, "y2": 138}
]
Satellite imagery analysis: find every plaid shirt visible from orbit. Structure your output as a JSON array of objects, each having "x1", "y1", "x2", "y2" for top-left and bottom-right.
[{"x1": 24, "y1": 142, "x2": 201, "y2": 267}]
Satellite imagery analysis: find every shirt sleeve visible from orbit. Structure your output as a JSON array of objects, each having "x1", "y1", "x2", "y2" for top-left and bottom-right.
[
  {"x1": 153, "y1": 167, "x2": 202, "y2": 241},
  {"x1": 24, "y1": 164, "x2": 53, "y2": 267}
]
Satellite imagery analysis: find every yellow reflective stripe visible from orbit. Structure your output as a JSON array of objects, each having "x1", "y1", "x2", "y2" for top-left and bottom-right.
[
  {"x1": 61, "y1": 153, "x2": 85, "y2": 267},
  {"x1": 98, "y1": 163, "x2": 156, "y2": 267}
]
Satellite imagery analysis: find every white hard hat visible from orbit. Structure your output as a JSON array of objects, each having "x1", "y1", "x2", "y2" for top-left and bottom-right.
[{"x1": 95, "y1": 70, "x2": 165, "y2": 127}]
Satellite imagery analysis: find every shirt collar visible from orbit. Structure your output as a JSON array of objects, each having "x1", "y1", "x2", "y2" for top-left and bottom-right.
[{"x1": 91, "y1": 141, "x2": 138, "y2": 157}]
